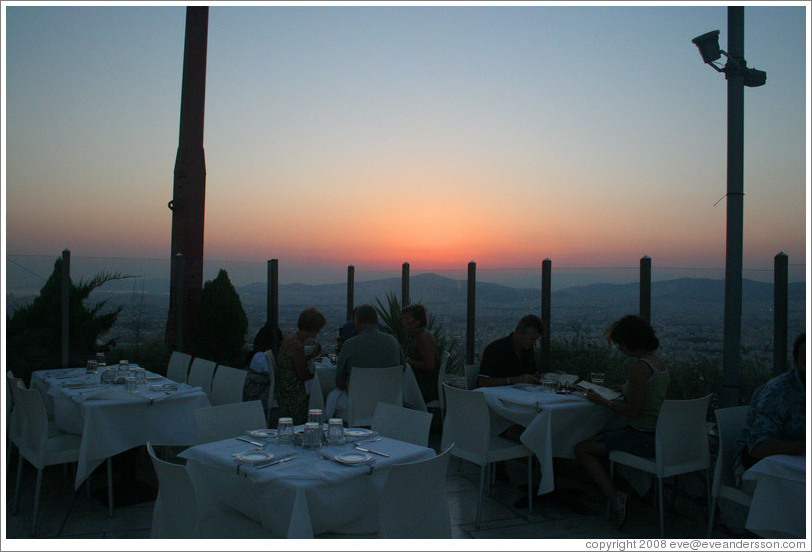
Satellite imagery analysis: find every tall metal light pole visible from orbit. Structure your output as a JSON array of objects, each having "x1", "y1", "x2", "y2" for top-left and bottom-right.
[
  {"x1": 692, "y1": 7, "x2": 766, "y2": 407},
  {"x1": 166, "y1": 7, "x2": 209, "y2": 351}
]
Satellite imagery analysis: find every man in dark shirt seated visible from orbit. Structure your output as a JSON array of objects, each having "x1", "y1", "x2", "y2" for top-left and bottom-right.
[
  {"x1": 477, "y1": 314, "x2": 543, "y2": 484},
  {"x1": 478, "y1": 314, "x2": 543, "y2": 388}
]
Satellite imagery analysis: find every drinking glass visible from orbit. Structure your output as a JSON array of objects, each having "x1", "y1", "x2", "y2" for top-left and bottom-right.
[
  {"x1": 327, "y1": 418, "x2": 344, "y2": 446},
  {"x1": 96, "y1": 352, "x2": 106, "y2": 368},
  {"x1": 86, "y1": 359, "x2": 98, "y2": 375},
  {"x1": 125, "y1": 376, "x2": 137, "y2": 393},
  {"x1": 135, "y1": 367, "x2": 147, "y2": 384},
  {"x1": 119, "y1": 360, "x2": 129, "y2": 379},
  {"x1": 307, "y1": 409, "x2": 323, "y2": 427},
  {"x1": 542, "y1": 374, "x2": 557, "y2": 393},
  {"x1": 277, "y1": 417, "x2": 294, "y2": 444},
  {"x1": 303, "y1": 422, "x2": 322, "y2": 449},
  {"x1": 590, "y1": 372, "x2": 605, "y2": 386}
]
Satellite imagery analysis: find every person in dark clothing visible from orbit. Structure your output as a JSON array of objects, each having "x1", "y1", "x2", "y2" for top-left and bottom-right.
[{"x1": 477, "y1": 314, "x2": 543, "y2": 388}]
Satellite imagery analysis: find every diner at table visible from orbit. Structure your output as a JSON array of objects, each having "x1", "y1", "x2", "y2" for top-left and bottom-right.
[{"x1": 30, "y1": 362, "x2": 209, "y2": 489}]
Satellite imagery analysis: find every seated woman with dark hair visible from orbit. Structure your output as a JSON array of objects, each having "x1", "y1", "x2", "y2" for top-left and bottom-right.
[
  {"x1": 275, "y1": 307, "x2": 327, "y2": 424},
  {"x1": 574, "y1": 314, "x2": 670, "y2": 530}
]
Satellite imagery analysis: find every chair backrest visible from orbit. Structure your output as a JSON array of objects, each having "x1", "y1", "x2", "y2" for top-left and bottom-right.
[
  {"x1": 188, "y1": 358, "x2": 217, "y2": 394},
  {"x1": 435, "y1": 351, "x2": 451, "y2": 410},
  {"x1": 11, "y1": 386, "x2": 50, "y2": 467},
  {"x1": 146, "y1": 442, "x2": 198, "y2": 538},
  {"x1": 265, "y1": 349, "x2": 278, "y2": 409},
  {"x1": 441, "y1": 384, "x2": 490, "y2": 463},
  {"x1": 712, "y1": 405, "x2": 750, "y2": 495},
  {"x1": 210, "y1": 365, "x2": 248, "y2": 406},
  {"x1": 347, "y1": 366, "x2": 403, "y2": 427},
  {"x1": 654, "y1": 394, "x2": 712, "y2": 477},
  {"x1": 464, "y1": 363, "x2": 480, "y2": 390},
  {"x1": 166, "y1": 351, "x2": 193, "y2": 384},
  {"x1": 371, "y1": 402, "x2": 433, "y2": 447},
  {"x1": 194, "y1": 400, "x2": 267, "y2": 444},
  {"x1": 378, "y1": 445, "x2": 454, "y2": 538}
]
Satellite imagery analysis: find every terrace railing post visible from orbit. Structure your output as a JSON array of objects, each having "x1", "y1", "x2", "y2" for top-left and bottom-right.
[
  {"x1": 541, "y1": 258, "x2": 552, "y2": 370},
  {"x1": 466, "y1": 261, "x2": 476, "y2": 365},
  {"x1": 402, "y1": 262, "x2": 410, "y2": 307},
  {"x1": 61, "y1": 249, "x2": 70, "y2": 367},
  {"x1": 773, "y1": 252, "x2": 788, "y2": 376},
  {"x1": 639, "y1": 255, "x2": 652, "y2": 323},
  {"x1": 268, "y1": 259, "x2": 279, "y2": 354},
  {"x1": 347, "y1": 265, "x2": 355, "y2": 322},
  {"x1": 174, "y1": 253, "x2": 184, "y2": 352}
]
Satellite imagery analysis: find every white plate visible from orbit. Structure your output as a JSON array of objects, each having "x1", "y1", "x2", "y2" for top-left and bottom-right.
[
  {"x1": 246, "y1": 429, "x2": 276, "y2": 439},
  {"x1": 234, "y1": 450, "x2": 274, "y2": 464},
  {"x1": 344, "y1": 428, "x2": 375, "y2": 439},
  {"x1": 334, "y1": 451, "x2": 373, "y2": 465}
]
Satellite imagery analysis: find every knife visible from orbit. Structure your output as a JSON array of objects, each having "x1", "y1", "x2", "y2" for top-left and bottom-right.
[
  {"x1": 236, "y1": 436, "x2": 265, "y2": 447},
  {"x1": 256, "y1": 455, "x2": 297, "y2": 468},
  {"x1": 354, "y1": 445, "x2": 390, "y2": 457}
]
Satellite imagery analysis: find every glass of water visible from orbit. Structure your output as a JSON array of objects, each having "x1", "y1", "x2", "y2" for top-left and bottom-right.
[
  {"x1": 326, "y1": 418, "x2": 344, "y2": 446},
  {"x1": 277, "y1": 417, "x2": 294, "y2": 444},
  {"x1": 86, "y1": 359, "x2": 98, "y2": 375},
  {"x1": 590, "y1": 372, "x2": 605, "y2": 386},
  {"x1": 303, "y1": 422, "x2": 322, "y2": 449}
]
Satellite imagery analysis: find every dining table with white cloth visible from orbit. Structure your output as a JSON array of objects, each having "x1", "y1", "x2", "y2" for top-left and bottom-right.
[
  {"x1": 481, "y1": 384, "x2": 625, "y2": 496},
  {"x1": 179, "y1": 431, "x2": 436, "y2": 537},
  {"x1": 31, "y1": 367, "x2": 210, "y2": 488},
  {"x1": 741, "y1": 454, "x2": 806, "y2": 539},
  {"x1": 308, "y1": 358, "x2": 428, "y2": 417}
]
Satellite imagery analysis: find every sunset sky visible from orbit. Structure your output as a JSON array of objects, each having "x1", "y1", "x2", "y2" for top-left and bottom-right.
[{"x1": 2, "y1": 2, "x2": 809, "y2": 287}]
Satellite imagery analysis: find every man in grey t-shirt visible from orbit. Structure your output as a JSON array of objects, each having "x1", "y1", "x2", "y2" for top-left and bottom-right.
[{"x1": 335, "y1": 304, "x2": 404, "y2": 390}]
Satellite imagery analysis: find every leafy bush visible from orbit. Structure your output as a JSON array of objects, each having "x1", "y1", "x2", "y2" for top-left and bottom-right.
[
  {"x1": 6, "y1": 257, "x2": 127, "y2": 384},
  {"x1": 192, "y1": 269, "x2": 248, "y2": 366}
]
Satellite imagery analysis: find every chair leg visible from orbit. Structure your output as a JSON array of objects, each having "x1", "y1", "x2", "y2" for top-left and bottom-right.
[
  {"x1": 107, "y1": 457, "x2": 114, "y2": 517},
  {"x1": 658, "y1": 477, "x2": 664, "y2": 537},
  {"x1": 13, "y1": 453, "x2": 23, "y2": 514},
  {"x1": 606, "y1": 460, "x2": 614, "y2": 519},
  {"x1": 527, "y1": 456, "x2": 533, "y2": 515},
  {"x1": 707, "y1": 496, "x2": 717, "y2": 538},
  {"x1": 31, "y1": 468, "x2": 43, "y2": 535},
  {"x1": 476, "y1": 464, "x2": 487, "y2": 529}
]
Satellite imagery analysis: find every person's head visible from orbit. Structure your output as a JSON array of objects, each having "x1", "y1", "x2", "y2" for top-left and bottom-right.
[
  {"x1": 297, "y1": 307, "x2": 327, "y2": 337},
  {"x1": 253, "y1": 323, "x2": 274, "y2": 353},
  {"x1": 513, "y1": 314, "x2": 543, "y2": 350},
  {"x1": 793, "y1": 332, "x2": 805, "y2": 384},
  {"x1": 605, "y1": 315, "x2": 659, "y2": 355},
  {"x1": 353, "y1": 304, "x2": 378, "y2": 331},
  {"x1": 402, "y1": 304, "x2": 428, "y2": 332}
]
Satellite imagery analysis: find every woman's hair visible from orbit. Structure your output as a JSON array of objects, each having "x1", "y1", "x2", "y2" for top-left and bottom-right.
[
  {"x1": 402, "y1": 303, "x2": 428, "y2": 327},
  {"x1": 605, "y1": 315, "x2": 659, "y2": 352},
  {"x1": 793, "y1": 332, "x2": 805, "y2": 366},
  {"x1": 297, "y1": 307, "x2": 327, "y2": 333}
]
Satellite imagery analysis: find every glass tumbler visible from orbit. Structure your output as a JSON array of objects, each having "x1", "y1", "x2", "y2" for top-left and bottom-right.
[
  {"x1": 125, "y1": 376, "x2": 137, "y2": 393},
  {"x1": 590, "y1": 372, "x2": 605, "y2": 386},
  {"x1": 135, "y1": 367, "x2": 147, "y2": 384},
  {"x1": 277, "y1": 417, "x2": 294, "y2": 444},
  {"x1": 327, "y1": 418, "x2": 344, "y2": 445},
  {"x1": 307, "y1": 409, "x2": 323, "y2": 427},
  {"x1": 86, "y1": 359, "x2": 98, "y2": 375},
  {"x1": 303, "y1": 422, "x2": 322, "y2": 449},
  {"x1": 96, "y1": 352, "x2": 107, "y2": 368},
  {"x1": 119, "y1": 360, "x2": 129, "y2": 379}
]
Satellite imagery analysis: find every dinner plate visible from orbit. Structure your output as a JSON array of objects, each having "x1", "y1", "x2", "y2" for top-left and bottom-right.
[
  {"x1": 344, "y1": 428, "x2": 375, "y2": 439},
  {"x1": 333, "y1": 451, "x2": 373, "y2": 465},
  {"x1": 234, "y1": 450, "x2": 274, "y2": 464},
  {"x1": 246, "y1": 429, "x2": 276, "y2": 439}
]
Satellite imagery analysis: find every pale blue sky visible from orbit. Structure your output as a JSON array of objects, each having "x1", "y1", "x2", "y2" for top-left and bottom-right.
[{"x1": 2, "y1": 2, "x2": 809, "y2": 288}]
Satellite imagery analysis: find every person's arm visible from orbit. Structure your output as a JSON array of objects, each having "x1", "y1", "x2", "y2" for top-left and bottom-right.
[
  {"x1": 588, "y1": 360, "x2": 648, "y2": 418},
  {"x1": 746, "y1": 386, "x2": 805, "y2": 460},
  {"x1": 750, "y1": 438, "x2": 806, "y2": 459},
  {"x1": 288, "y1": 340, "x2": 312, "y2": 382},
  {"x1": 409, "y1": 332, "x2": 437, "y2": 373}
]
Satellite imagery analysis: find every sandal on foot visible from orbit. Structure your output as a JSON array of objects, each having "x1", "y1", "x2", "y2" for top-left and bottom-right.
[{"x1": 613, "y1": 491, "x2": 628, "y2": 530}]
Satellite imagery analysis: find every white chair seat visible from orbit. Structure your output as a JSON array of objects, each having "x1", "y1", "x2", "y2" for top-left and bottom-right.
[{"x1": 708, "y1": 405, "x2": 752, "y2": 536}]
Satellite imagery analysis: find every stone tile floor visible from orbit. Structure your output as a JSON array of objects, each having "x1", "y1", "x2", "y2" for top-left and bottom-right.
[{"x1": 3, "y1": 433, "x2": 750, "y2": 544}]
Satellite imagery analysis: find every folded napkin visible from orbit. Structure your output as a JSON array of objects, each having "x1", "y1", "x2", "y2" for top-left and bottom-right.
[{"x1": 73, "y1": 388, "x2": 146, "y2": 403}]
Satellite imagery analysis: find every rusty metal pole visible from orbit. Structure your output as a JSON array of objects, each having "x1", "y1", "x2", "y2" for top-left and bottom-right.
[
  {"x1": 773, "y1": 252, "x2": 788, "y2": 375},
  {"x1": 347, "y1": 265, "x2": 355, "y2": 321},
  {"x1": 401, "y1": 262, "x2": 410, "y2": 307},
  {"x1": 166, "y1": 6, "x2": 209, "y2": 352},
  {"x1": 269, "y1": 259, "x2": 279, "y2": 354},
  {"x1": 541, "y1": 258, "x2": 551, "y2": 370},
  {"x1": 640, "y1": 255, "x2": 652, "y2": 323},
  {"x1": 466, "y1": 261, "x2": 476, "y2": 365},
  {"x1": 61, "y1": 249, "x2": 70, "y2": 367}
]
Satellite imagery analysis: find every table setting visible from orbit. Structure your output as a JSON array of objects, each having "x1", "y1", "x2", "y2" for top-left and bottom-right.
[{"x1": 179, "y1": 410, "x2": 436, "y2": 537}]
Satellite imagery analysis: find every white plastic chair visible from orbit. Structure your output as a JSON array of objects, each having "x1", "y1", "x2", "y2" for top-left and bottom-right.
[
  {"x1": 464, "y1": 363, "x2": 480, "y2": 389},
  {"x1": 6, "y1": 372, "x2": 25, "y2": 456},
  {"x1": 441, "y1": 384, "x2": 533, "y2": 528},
  {"x1": 372, "y1": 402, "x2": 433, "y2": 447},
  {"x1": 166, "y1": 351, "x2": 193, "y2": 384},
  {"x1": 347, "y1": 366, "x2": 403, "y2": 428},
  {"x1": 195, "y1": 400, "x2": 267, "y2": 444},
  {"x1": 609, "y1": 394, "x2": 712, "y2": 537},
  {"x1": 378, "y1": 445, "x2": 454, "y2": 538},
  {"x1": 707, "y1": 405, "x2": 752, "y2": 537},
  {"x1": 188, "y1": 358, "x2": 217, "y2": 395},
  {"x1": 11, "y1": 386, "x2": 87, "y2": 534},
  {"x1": 425, "y1": 351, "x2": 451, "y2": 411},
  {"x1": 147, "y1": 441, "x2": 199, "y2": 538},
  {"x1": 210, "y1": 365, "x2": 248, "y2": 406}
]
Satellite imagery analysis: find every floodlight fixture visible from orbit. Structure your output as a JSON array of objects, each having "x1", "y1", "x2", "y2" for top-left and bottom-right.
[
  {"x1": 692, "y1": 29, "x2": 766, "y2": 86},
  {"x1": 692, "y1": 30, "x2": 722, "y2": 64}
]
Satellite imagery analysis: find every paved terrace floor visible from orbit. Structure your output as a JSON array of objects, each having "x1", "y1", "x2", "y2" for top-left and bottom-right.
[{"x1": 4, "y1": 431, "x2": 751, "y2": 544}]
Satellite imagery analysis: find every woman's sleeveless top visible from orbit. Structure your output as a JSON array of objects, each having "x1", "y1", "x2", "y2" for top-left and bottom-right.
[{"x1": 622, "y1": 357, "x2": 669, "y2": 431}]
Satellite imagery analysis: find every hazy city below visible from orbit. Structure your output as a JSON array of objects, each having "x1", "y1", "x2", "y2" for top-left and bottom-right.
[{"x1": 6, "y1": 270, "x2": 805, "y2": 367}]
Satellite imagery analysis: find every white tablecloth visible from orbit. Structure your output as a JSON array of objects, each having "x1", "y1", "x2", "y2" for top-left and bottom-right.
[
  {"x1": 482, "y1": 385, "x2": 623, "y2": 495},
  {"x1": 32, "y1": 368, "x2": 210, "y2": 488},
  {"x1": 179, "y1": 433, "x2": 435, "y2": 537},
  {"x1": 309, "y1": 361, "x2": 427, "y2": 417},
  {"x1": 742, "y1": 454, "x2": 806, "y2": 539}
]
